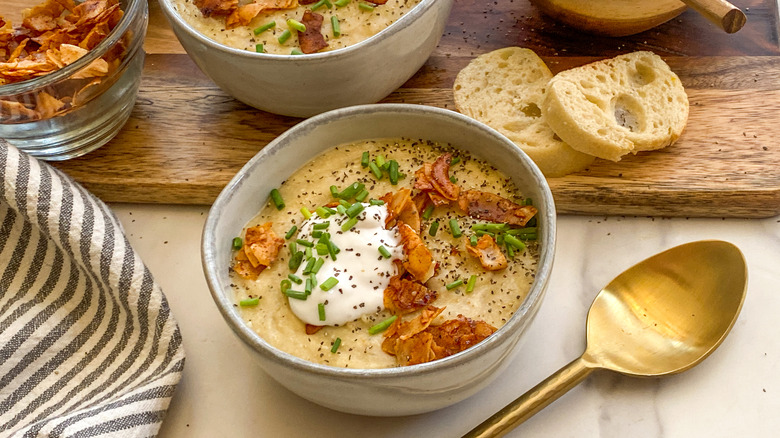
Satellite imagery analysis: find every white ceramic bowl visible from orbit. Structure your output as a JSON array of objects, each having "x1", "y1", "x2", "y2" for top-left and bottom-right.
[
  {"x1": 202, "y1": 104, "x2": 556, "y2": 416},
  {"x1": 158, "y1": 0, "x2": 453, "y2": 117}
]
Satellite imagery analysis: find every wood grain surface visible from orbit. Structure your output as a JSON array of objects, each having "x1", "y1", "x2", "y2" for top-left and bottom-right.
[{"x1": 6, "y1": 0, "x2": 780, "y2": 217}]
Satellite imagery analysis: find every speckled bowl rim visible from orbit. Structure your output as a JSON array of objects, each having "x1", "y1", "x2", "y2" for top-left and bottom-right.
[
  {"x1": 202, "y1": 103, "x2": 556, "y2": 380},
  {"x1": 158, "y1": 0, "x2": 442, "y2": 61}
]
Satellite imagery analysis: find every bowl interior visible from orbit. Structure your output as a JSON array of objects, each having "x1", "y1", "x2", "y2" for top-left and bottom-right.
[{"x1": 202, "y1": 104, "x2": 556, "y2": 378}]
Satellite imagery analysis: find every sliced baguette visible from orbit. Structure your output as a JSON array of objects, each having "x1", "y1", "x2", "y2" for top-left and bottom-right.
[
  {"x1": 543, "y1": 51, "x2": 689, "y2": 162},
  {"x1": 453, "y1": 47, "x2": 595, "y2": 177}
]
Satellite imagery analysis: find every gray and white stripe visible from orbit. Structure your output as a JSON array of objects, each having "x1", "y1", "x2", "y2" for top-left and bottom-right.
[{"x1": 0, "y1": 143, "x2": 185, "y2": 437}]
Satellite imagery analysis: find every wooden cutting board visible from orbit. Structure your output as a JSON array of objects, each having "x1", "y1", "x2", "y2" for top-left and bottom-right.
[{"x1": 41, "y1": 0, "x2": 780, "y2": 217}]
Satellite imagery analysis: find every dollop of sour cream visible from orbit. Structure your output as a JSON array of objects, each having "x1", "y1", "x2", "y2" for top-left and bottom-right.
[{"x1": 289, "y1": 204, "x2": 403, "y2": 326}]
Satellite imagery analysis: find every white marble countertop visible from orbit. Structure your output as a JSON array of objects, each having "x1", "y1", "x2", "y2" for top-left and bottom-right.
[{"x1": 111, "y1": 203, "x2": 780, "y2": 437}]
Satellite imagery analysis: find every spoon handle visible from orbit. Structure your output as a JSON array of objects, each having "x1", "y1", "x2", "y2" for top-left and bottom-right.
[{"x1": 464, "y1": 356, "x2": 594, "y2": 438}]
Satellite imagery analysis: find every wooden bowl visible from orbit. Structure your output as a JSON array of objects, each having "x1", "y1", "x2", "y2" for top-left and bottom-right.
[{"x1": 529, "y1": 0, "x2": 688, "y2": 37}]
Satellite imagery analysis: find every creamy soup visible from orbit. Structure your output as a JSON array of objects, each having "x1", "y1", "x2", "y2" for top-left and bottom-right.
[
  {"x1": 171, "y1": 0, "x2": 422, "y2": 55},
  {"x1": 230, "y1": 138, "x2": 539, "y2": 368}
]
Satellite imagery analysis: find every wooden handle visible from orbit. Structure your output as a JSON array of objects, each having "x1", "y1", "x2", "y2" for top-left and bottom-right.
[
  {"x1": 681, "y1": 0, "x2": 747, "y2": 33},
  {"x1": 463, "y1": 357, "x2": 595, "y2": 438}
]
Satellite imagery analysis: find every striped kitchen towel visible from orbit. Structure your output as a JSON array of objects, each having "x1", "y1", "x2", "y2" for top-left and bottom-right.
[{"x1": 0, "y1": 143, "x2": 185, "y2": 437}]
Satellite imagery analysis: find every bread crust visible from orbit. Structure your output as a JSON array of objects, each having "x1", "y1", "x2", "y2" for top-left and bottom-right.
[
  {"x1": 543, "y1": 51, "x2": 689, "y2": 162},
  {"x1": 453, "y1": 47, "x2": 595, "y2": 177}
]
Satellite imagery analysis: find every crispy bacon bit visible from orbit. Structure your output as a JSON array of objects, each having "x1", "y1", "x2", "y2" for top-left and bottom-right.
[
  {"x1": 382, "y1": 308, "x2": 497, "y2": 366},
  {"x1": 466, "y1": 234, "x2": 508, "y2": 271},
  {"x1": 382, "y1": 188, "x2": 420, "y2": 233},
  {"x1": 398, "y1": 221, "x2": 434, "y2": 283},
  {"x1": 384, "y1": 275, "x2": 438, "y2": 315},
  {"x1": 226, "y1": 0, "x2": 298, "y2": 28},
  {"x1": 457, "y1": 190, "x2": 538, "y2": 226},
  {"x1": 232, "y1": 222, "x2": 285, "y2": 280},
  {"x1": 299, "y1": 10, "x2": 328, "y2": 54},
  {"x1": 428, "y1": 316, "x2": 496, "y2": 359},
  {"x1": 371, "y1": 0, "x2": 389, "y2": 3},
  {"x1": 305, "y1": 324, "x2": 323, "y2": 335},
  {"x1": 413, "y1": 154, "x2": 461, "y2": 206},
  {"x1": 194, "y1": 0, "x2": 238, "y2": 17}
]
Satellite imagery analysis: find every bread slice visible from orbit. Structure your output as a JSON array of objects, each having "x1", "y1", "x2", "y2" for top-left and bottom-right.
[
  {"x1": 543, "y1": 51, "x2": 689, "y2": 161},
  {"x1": 453, "y1": 47, "x2": 595, "y2": 177}
]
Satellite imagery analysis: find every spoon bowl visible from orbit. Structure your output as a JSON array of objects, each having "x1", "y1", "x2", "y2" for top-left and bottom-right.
[{"x1": 466, "y1": 240, "x2": 747, "y2": 437}]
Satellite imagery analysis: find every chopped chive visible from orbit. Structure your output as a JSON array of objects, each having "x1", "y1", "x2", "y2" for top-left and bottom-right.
[
  {"x1": 358, "y1": 2, "x2": 374, "y2": 11},
  {"x1": 524, "y1": 197, "x2": 534, "y2": 206},
  {"x1": 378, "y1": 245, "x2": 391, "y2": 258},
  {"x1": 301, "y1": 207, "x2": 312, "y2": 219},
  {"x1": 287, "y1": 19, "x2": 306, "y2": 32},
  {"x1": 239, "y1": 297, "x2": 259, "y2": 307},
  {"x1": 285, "y1": 226, "x2": 297, "y2": 240},
  {"x1": 339, "y1": 199, "x2": 352, "y2": 208},
  {"x1": 312, "y1": 230, "x2": 323, "y2": 239},
  {"x1": 341, "y1": 216, "x2": 359, "y2": 232},
  {"x1": 305, "y1": 278, "x2": 313, "y2": 294},
  {"x1": 328, "y1": 240, "x2": 340, "y2": 254},
  {"x1": 291, "y1": 48, "x2": 303, "y2": 55},
  {"x1": 253, "y1": 21, "x2": 276, "y2": 35},
  {"x1": 346, "y1": 202, "x2": 364, "y2": 218},
  {"x1": 506, "y1": 243, "x2": 515, "y2": 259},
  {"x1": 232, "y1": 237, "x2": 243, "y2": 250},
  {"x1": 469, "y1": 234, "x2": 478, "y2": 246},
  {"x1": 270, "y1": 189, "x2": 285, "y2": 210},
  {"x1": 422, "y1": 204, "x2": 434, "y2": 220},
  {"x1": 320, "y1": 277, "x2": 339, "y2": 291},
  {"x1": 369, "y1": 315, "x2": 397, "y2": 335},
  {"x1": 355, "y1": 189, "x2": 369, "y2": 202},
  {"x1": 296, "y1": 239, "x2": 314, "y2": 248},
  {"x1": 375, "y1": 154, "x2": 386, "y2": 169},
  {"x1": 338, "y1": 182, "x2": 364, "y2": 200},
  {"x1": 315, "y1": 206, "x2": 332, "y2": 218},
  {"x1": 288, "y1": 274, "x2": 303, "y2": 284},
  {"x1": 451, "y1": 156, "x2": 461, "y2": 165},
  {"x1": 255, "y1": 44, "x2": 264, "y2": 53},
  {"x1": 330, "y1": 185, "x2": 340, "y2": 198},
  {"x1": 309, "y1": 272, "x2": 317, "y2": 287},
  {"x1": 526, "y1": 217, "x2": 537, "y2": 228},
  {"x1": 278, "y1": 29, "x2": 291, "y2": 44},
  {"x1": 284, "y1": 290, "x2": 308, "y2": 300},
  {"x1": 331, "y1": 337, "x2": 342, "y2": 353},
  {"x1": 315, "y1": 242, "x2": 329, "y2": 255},
  {"x1": 504, "y1": 234, "x2": 526, "y2": 251},
  {"x1": 328, "y1": 243, "x2": 338, "y2": 261},
  {"x1": 318, "y1": 303, "x2": 326, "y2": 321},
  {"x1": 369, "y1": 199, "x2": 385, "y2": 206},
  {"x1": 313, "y1": 221, "x2": 330, "y2": 230},
  {"x1": 449, "y1": 219, "x2": 462, "y2": 238},
  {"x1": 505, "y1": 227, "x2": 537, "y2": 236},
  {"x1": 336, "y1": 204, "x2": 347, "y2": 215},
  {"x1": 280, "y1": 279, "x2": 292, "y2": 292},
  {"x1": 368, "y1": 161, "x2": 383, "y2": 179},
  {"x1": 466, "y1": 274, "x2": 477, "y2": 293},
  {"x1": 472, "y1": 223, "x2": 509, "y2": 233},
  {"x1": 312, "y1": 257, "x2": 325, "y2": 274},
  {"x1": 311, "y1": 0, "x2": 329, "y2": 10},
  {"x1": 334, "y1": 0, "x2": 350, "y2": 6},
  {"x1": 289, "y1": 241, "x2": 298, "y2": 255},
  {"x1": 496, "y1": 233, "x2": 504, "y2": 245},
  {"x1": 288, "y1": 251, "x2": 304, "y2": 271},
  {"x1": 429, "y1": 220, "x2": 439, "y2": 236},
  {"x1": 331, "y1": 15, "x2": 341, "y2": 37},
  {"x1": 449, "y1": 175, "x2": 457, "y2": 183},
  {"x1": 302, "y1": 257, "x2": 316, "y2": 275},
  {"x1": 389, "y1": 160, "x2": 400, "y2": 185},
  {"x1": 475, "y1": 230, "x2": 495, "y2": 238},
  {"x1": 361, "y1": 151, "x2": 369, "y2": 167},
  {"x1": 305, "y1": 246, "x2": 313, "y2": 258},
  {"x1": 446, "y1": 279, "x2": 464, "y2": 290}
]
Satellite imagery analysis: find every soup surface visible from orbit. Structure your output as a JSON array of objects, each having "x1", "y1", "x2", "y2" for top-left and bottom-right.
[
  {"x1": 172, "y1": 0, "x2": 422, "y2": 54},
  {"x1": 231, "y1": 138, "x2": 539, "y2": 368}
]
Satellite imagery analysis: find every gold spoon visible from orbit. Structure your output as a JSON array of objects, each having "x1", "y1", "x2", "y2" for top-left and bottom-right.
[{"x1": 465, "y1": 240, "x2": 747, "y2": 437}]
